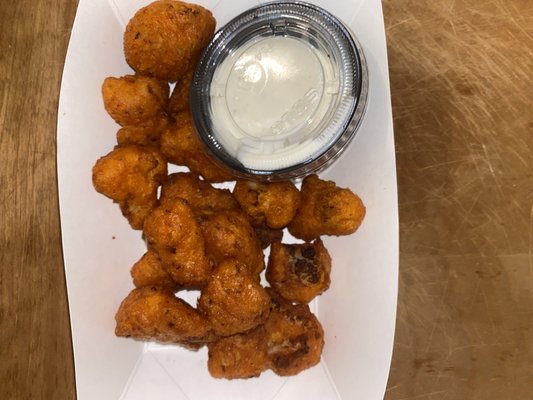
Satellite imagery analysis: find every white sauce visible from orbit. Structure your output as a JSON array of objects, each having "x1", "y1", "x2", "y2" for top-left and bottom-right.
[{"x1": 210, "y1": 35, "x2": 339, "y2": 170}]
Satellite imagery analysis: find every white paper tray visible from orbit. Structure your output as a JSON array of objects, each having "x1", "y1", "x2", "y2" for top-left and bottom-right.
[{"x1": 57, "y1": 0, "x2": 398, "y2": 399}]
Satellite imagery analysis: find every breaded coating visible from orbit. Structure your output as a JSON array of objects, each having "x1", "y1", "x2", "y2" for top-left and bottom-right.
[
  {"x1": 207, "y1": 325, "x2": 269, "y2": 379},
  {"x1": 143, "y1": 199, "x2": 213, "y2": 287},
  {"x1": 264, "y1": 289, "x2": 324, "y2": 376},
  {"x1": 233, "y1": 181, "x2": 301, "y2": 229},
  {"x1": 160, "y1": 114, "x2": 235, "y2": 182},
  {"x1": 173, "y1": 110, "x2": 193, "y2": 129},
  {"x1": 198, "y1": 210, "x2": 265, "y2": 278},
  {"x1": 198, "y1": 259, "x2": 270, "y2": 337},
  {"x1": 288, "y1": 174, "x2": 366, "y2": 241},
  {"x1": 92, "y1": 145, "x2": 167, "y2": 229},
  {"x1": 266, "y1": 239, "x2": 331, "y2": 303},
  {"x1": 169, "y1": 68, "x2": 194, "y2": 117},
  {"x1": 254, "y1": 222, "x2": 284, "y2": 250},
  {"x1": 116, "y1": 114, "x2": 171, "y2": 147},
  {"x1": 115, "y1": 286, "x2": 214, "y2": 345},
  {"x1": 102, "y1": 74, "x2": 169, "y2": 127},
  {"x1": 131, "y1": 250, "x2": 178, "y2": 290},
  {"x1": 124, "y1": 0, "x2": 216, "y2": 82},
  {"x1": 159, "y1": 172, "x2": 238, "y2": 212}
]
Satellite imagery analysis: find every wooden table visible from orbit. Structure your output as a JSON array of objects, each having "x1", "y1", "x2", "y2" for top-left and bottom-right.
[{"x1": 1, "y1": 0, "x2": 531, "y2": 398}]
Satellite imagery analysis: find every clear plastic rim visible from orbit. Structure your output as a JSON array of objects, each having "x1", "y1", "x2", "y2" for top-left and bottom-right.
[{"x1": 191, "y1": 1, "x2": 368, "y2": 181}]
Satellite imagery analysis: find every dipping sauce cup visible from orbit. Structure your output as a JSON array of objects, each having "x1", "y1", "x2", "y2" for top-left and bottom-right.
[{"x1": 191, "y1": 1, "x2": 368, "y2": 181}]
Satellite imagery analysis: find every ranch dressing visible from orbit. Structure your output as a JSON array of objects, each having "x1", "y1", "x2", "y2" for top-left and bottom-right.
[{"x1": 210, "y1": 35, "x2": 339, "y2": 170}]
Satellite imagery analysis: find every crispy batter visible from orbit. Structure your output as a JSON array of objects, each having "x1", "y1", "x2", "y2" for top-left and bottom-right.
[
  {"x1": 266, "y1": 239, "x2": 331, "y2": 303},
  {"x1": 288, "y1": 174, "x2": 366, "y2": 240},
  {"x1": 169, "y1": 68, "x2": 194, "y2": 117},
  {"x1": 115, "y1": 286, "x2": 214, "y2": 345},
  {"x1": 198, "y1": 210, "x2": 265, "y2": 278},
  {"x1": 233, "y1": 181, "x2": 301, "y2": 229},
  {"x1": 131, "y1": 250, "x2": 178, "y2": 289},
  {"x1": 173, "y1": 110, "x2": 194, "y2": 129},
  {"x1": 92, "y1": 145, "x2": 167, "y2": 229},
  {"x1": 116, "y1": 114, "x2": 171, "y2": 147},
  {"x1": 143, "y1": 199, "x2": 213, "y2": 287},
  {"x1": 160, "y1": 113, "x2": 235, "y2": 182},
  {"x1": 198, "y1": 259, "x2": 270, "y2": 337},
  {"x1": 207, "y1": 325, "x2": 269, "y2": 379},
  {"x1": 160, "y1": 174, "x2": 263, "y2": 277},
  {"x1": 102, "y1": 74, "x2": 169, "y2": 127},
  {"x1": 159, "y1": 172, "x2": 238, "y2": 212},
  {"x1": 264, "y1": 289, "x2": 324, "y2": 376},
  {"x1": 124, "y1": 0, "x2": 215, "y2": 81},
  {"x1": 254, "y1": 222, "x2": 284, "y2": 250}
]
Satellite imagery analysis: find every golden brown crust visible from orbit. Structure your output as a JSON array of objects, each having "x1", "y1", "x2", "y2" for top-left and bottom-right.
[
  {"x1": 233, "y1": 180, "x2": 301, "y2": 229},
  {"x1": 198, "y1": 210, "x2": 265, "y2": 278},
  {"x1": 143, "y1": 199, "x2": 213, "y2": 287},
  {"x1": 92, "y1": 145, "x2": 167, "y2": 229},
  {"x1": 168, "y1": 68, "x2": 195, "y2": 117},
  {"x1": 116, "y1": 114, "x2": 171, "y2": 148},
  {"x1": 160, "y1": 114, "x2": 235, "y2": 182},
  {"x1": 123, "y1": 0, "x2": 216, "y2": 81},
  {"x1": 131, "y1": 250, "x2": 179, "y2": 289},
  {"x1": 159, "y1": 172, "x2": 239, "y2": 212},
  {"x1": 198, "y1": 259, "x2": 271, "y2": 337},
  {"x1": 207, "y1": 325, "x2": 270, "y2": 379},
  {"x1": 115, "y1": 286, "x2": 214, "y2": 345},
  {"x1": 266, "y1": 239, "x2": 331, "y2": 303},
  {"x1": 102, "y1": 74, "x2": 169, "y2": 127},
  {"x1": 288, "y1": 174, "x2": 366, "y2": 240},
  {"x1": 264, "y1": 289, "x2": 324, "y2": 376}
]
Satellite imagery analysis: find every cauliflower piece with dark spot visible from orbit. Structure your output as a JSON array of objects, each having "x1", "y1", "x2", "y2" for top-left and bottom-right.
[{"x1": 266, "y1": 239, "x2": 331, "y2": 303}]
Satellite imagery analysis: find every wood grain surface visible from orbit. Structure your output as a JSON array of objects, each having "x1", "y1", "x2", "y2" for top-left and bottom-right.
[
  {"x1": 383, "y1": 1, "x2": 533, "y2": 399},
  {"x1": 0, "y1": 0, "x2": 531, "y2": 399},
  {"x1": 1, "y1": 0, "x2": 78, "y2": 399}
]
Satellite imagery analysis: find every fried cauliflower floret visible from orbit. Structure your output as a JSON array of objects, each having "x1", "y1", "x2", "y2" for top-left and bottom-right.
[
  {"x1": 264, "y1": 289, "x2": 324, "y2": 376},
  {"x1": 115, "y1": 286, "x2": 214, "y2": 346},
  {"x1": 102, "y1": 74, "x2": 169, "y2": 127},
  {"x1": 198, "y1": 210, "x2": 265, "y2": 278},
  {"x1": 92, "y1": 145, "x2": 167, "y2": 229},
  {"x1": 124, "y1": 0, "x2": 216, "y2": 82},
  {"x1": 233, "y1": 181, "x2": 301, "y2": 229},
  {"x1": 160, "y1": 174, "x2": 263, "y2": 277},
  {"x1": 159, "y1": 172, "x2": 239, "y2": 212},
  {"x1": 143, "y1": 199, "x2": 213, "y2": 287},
  {"x1": 131, "y1": 250, "x2": 178, "y2": 290},
  {"x1": 198, "y1": 259, "x2": 270, "y2": 337},
  {"x1": 288, "y1": 174, "x2": 366, "y2": 240},
  {"x1": 116, "y1": 114, "x2": 171, "y2": 147},
  {"x1": 169, "y1": 68, "x2": 194, "y2": 117},
  {"x1": 160, "y1": 114, "x2": 235, "y2": 182},
  {"x1": 207, "y1": 325, "x2": 269, "y2": 379},
  {"x1": 266, "y1": 239, "x2": 331, "y2": 303}
]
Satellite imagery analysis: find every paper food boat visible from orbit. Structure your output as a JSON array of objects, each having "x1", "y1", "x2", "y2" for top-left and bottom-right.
[{"x1": 57, "y1": 0, "x2": 398, "y2": 398}]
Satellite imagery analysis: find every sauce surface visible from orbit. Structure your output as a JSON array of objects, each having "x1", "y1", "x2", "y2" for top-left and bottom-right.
[{"x1": 210, "y1": 35, "x2": 338, "y2": 170}]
